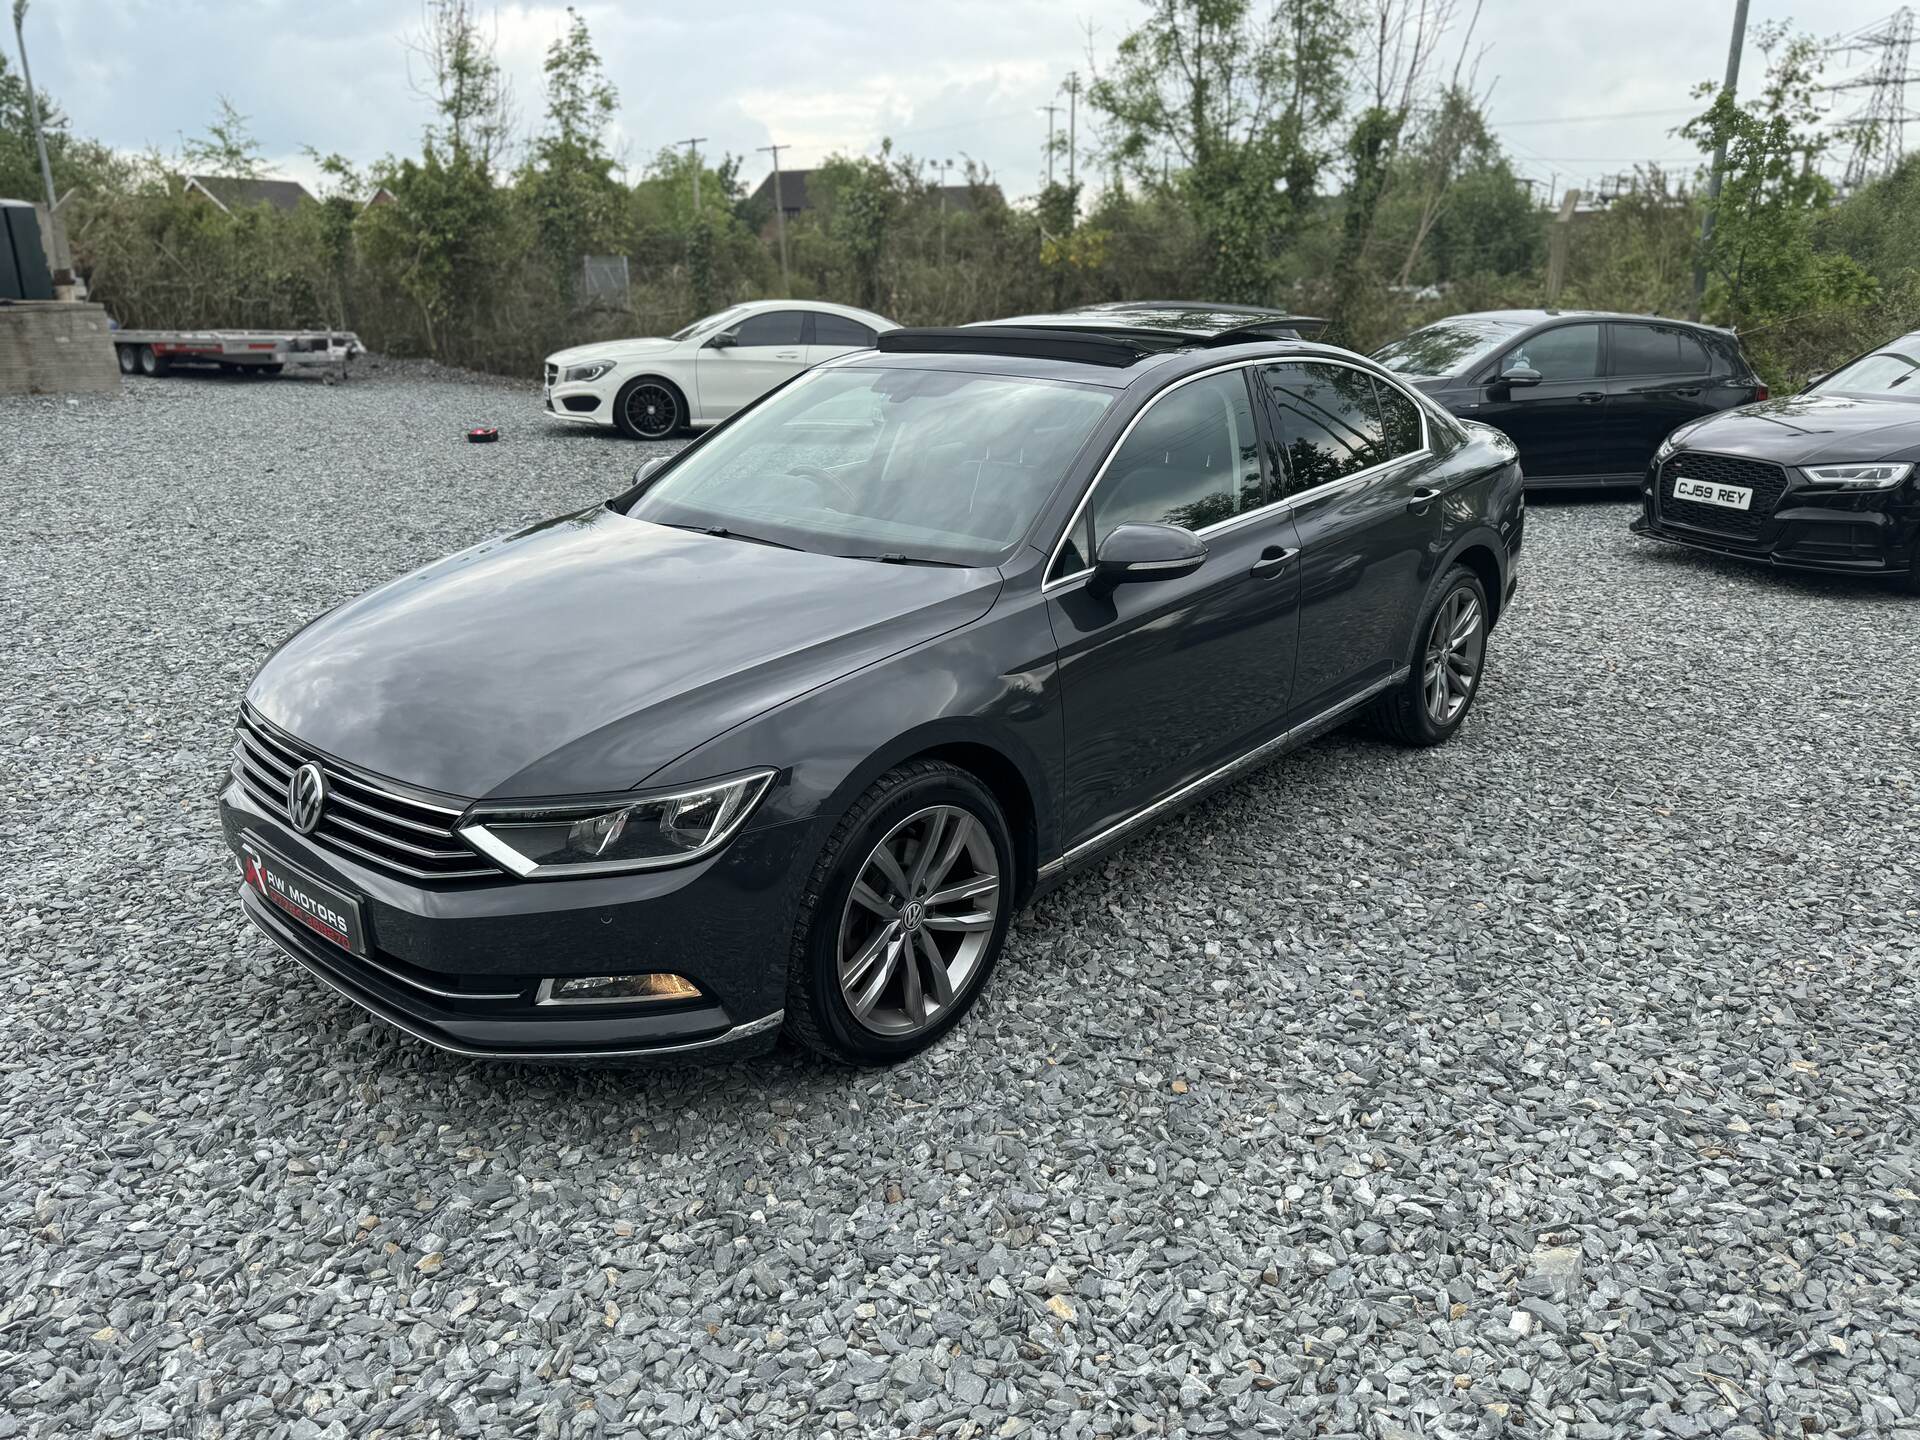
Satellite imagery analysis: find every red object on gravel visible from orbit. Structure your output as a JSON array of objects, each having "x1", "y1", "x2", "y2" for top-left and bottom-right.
[{"x1": 467, "y1": 426, "x2": 499, "y2": 443}]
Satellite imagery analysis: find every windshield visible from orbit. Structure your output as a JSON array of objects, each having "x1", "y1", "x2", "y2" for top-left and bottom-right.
[
  {"x1": 669, "y1": 306, "x2": 748, "y2": 342},
  {"x1": 1374, "y1": 316, "x2": 1530, "y2": 378},
  {"x1": 1812, "y1": 350, "x2": 1920, "y2": 397},
  {"x1": 625, "y1": 367, "x2": 1114, "y2": 565}
]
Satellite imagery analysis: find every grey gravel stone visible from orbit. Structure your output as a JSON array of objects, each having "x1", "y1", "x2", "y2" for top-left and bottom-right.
[{"x1": 3, "y1": 374, "x2": 1919, "y2": 1440}]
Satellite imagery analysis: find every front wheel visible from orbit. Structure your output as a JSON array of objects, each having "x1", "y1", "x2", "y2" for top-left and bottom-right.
[
  {"x1": 613, "y1": 377, "x2": 683, "y2": 440},
  {"x1": 1363, "y1": 564, "x2": 1490, "y2": 746},
  {"x1": 785, "y1": 761, "x2": 1014, "y2": 1065},
  {"x1": 117, "y1": 345, "x2": 137, "y2": 375}
]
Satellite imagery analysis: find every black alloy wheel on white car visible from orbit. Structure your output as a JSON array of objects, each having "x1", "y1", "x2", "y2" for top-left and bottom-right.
[{"x1": 616, "y1": 378, "x2": 682, "y2": 440}]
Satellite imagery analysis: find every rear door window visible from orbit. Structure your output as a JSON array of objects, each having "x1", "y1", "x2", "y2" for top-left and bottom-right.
[
  {"x1": 1609, "y1": 323, "x2": 1709, "y2": 376},
  {"x1": 1260, "y1": 362, "x2": 1387, "y2": 494},
  {"x1": 812, "y1": 313, "x2": 878, "y2": 349}
]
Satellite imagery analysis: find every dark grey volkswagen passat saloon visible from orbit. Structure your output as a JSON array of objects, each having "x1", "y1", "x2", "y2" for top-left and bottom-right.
[
  {"x1": 1631, "y1": 330, "x2": 1920, "y2": 589},
  {"x1": 220, "y1": 308, "x2": 1525, "y2": 1065}
]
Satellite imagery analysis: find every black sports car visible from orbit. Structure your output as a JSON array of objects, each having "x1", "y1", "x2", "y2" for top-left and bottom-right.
[
  {"x1": 1630, "y1": 330, "x2": 1920, "y2": 589},
  {"x1": 1374, "y1": 309, "x2": 1766, "y2": 488},
  {"x1": 220, "y1": 306, "x2": 1524, "y2": 1066}
]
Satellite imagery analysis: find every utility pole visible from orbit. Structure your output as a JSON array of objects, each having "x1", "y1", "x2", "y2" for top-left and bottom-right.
[
  {"x1": 12, "y1": 0, "x2": 62, "y2": 270},
  {"x1": 930, "y1": 157, "x2": 955, "y2": 266},
  {"x1": 1064, "y1": 73, "x2": 1080, "y2": 197},
  {"x1": 676, "y1": 136, "x2": 709, "y2": 215},
  {"x1": 1039, "y1": 103, "x2": 1062, "y2": 188},
  {"x1": 1691, "y1": 0, "x2": 1750, "y2": 320},
  {"x1": 758, "y1": 141, "x2": 791, "y2": 294}
]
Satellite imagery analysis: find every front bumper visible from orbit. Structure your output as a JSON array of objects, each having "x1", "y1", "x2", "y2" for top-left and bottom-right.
[
  {"x1": 543, "y1": 380, "x2": 616, "y2": 426},
  {"x1": 1634, "y1": 457, "x2": 1920, "y2": 579},
  {"x1": 219, "y1": 777, "x2": 815, "y2": 1062}
]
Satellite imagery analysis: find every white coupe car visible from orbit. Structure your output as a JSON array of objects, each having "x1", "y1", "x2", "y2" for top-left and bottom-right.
[{"x1": 543, "y1": 300, "x2": 898, "y2": 440}]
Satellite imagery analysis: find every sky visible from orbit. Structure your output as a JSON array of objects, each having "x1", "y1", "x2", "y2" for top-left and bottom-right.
[{"x1": 12, "y1": 0, "x2": 1909, "y2": 205}]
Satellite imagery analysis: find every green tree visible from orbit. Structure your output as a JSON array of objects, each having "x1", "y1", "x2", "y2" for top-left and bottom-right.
[
  {"x1": 1681, "y1": 25, "x2": 1876, "y2": 334},
  {"x1": 179, "y1": 96, "x2": 267, "y2": 180},
  {"x1": 520, "y1": 7, "x2": 625, "y2": 288},
  {"x1": 1089, "y1": 0, "x2": 1352, "y2": 301},
  {"x1": 810, "y1": 148, "x2": 905, "y2": 312}
]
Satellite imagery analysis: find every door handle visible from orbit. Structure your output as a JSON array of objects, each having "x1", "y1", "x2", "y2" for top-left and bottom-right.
[
  {"x1": 1670, "y1": 387, "x2": 1702, "y2": 398},
  {"x1": 1406, "y1": 488, "x2": 1441, "y2": 512},
  {"x1": 1248, "y1": 545, "x2": 1298, "y2": 579},
  {"x1": 1575, "y1": 391, "x2": 1606, "y2": 404},
  {"x1": 774, "y1": 350, "x2": 801, "y2": 359}
]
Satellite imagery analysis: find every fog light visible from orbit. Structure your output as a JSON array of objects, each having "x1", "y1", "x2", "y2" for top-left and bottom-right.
[{"x1": 535, "y1": 973, "x2": 702, "y2": 1005}]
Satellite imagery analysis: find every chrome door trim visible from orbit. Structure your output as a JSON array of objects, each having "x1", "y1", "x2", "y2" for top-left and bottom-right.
[
  {"x1": 1043, "y1": 354, "x2": 1435, "y2": 592},
  {"x1": 1036, "y1": 667, "x2": 1406, "y2": 880}
]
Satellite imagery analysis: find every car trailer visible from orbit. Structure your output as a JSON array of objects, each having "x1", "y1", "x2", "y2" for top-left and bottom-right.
[{"x1": 112, "y1": 328, "x2": 365, "y2": 379}]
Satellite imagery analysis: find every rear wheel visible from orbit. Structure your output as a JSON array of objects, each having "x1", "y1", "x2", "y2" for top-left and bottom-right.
[
  {"x1": 1363, "y1": 564, "x2": 1489, "y2": 746},
  {"x1": 786, "y1": 761, "x2": 1013, "y2": 1065},
  {"x1": 614, "y1": 377, "x2": 683, "y2": 440},
  {"x1": 136, "y1": 345, "x2": 167, "y2": 377}
]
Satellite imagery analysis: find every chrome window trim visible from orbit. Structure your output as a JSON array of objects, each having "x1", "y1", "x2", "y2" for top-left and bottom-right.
[
  {"x1": 1042, "y1": 355, "x2": 1433, "y2": 592},
  {"x1": 1036, "y1": 666, "x2": 1407, "y2": 878}
]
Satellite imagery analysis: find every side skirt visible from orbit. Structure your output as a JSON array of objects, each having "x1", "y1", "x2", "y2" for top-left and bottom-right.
[{"x1": 1032, "y1": 667, "x2": 1408, "y2": 891}]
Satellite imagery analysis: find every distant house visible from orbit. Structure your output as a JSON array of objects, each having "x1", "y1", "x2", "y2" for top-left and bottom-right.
[
  {"x1": 361, "y1": 186, "x2": 398, "y2": 212},
  {"x1": 184, "y1": 175, "x2": 317, "y2": 214},
  {"x1": 748, "y1": 168, "x2": 1002, "y2": 233}
]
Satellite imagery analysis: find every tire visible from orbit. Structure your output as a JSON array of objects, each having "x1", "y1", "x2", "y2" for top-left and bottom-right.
[
  {"x1": 1907, "y1": 548, "x2": 1920, "y2": 596},
  {"x1": 613, "y1": 376, "x2": 684, "y2": 440},
  {"x1": 784, "y1": 761, "x2": 1015, "y2": 1065},
  {"x1": 136, "y1": 345, "x2": 167, "y2": 377},
  {"x1": 259, "y1": 363, "x2": 284, "y2": 377},
  {"x1": 1363, "y1": 563, "x2": 1491, "y2": 747},
  {"x1": 117, "y1": 345, "x2": 136, "y2": 375}
]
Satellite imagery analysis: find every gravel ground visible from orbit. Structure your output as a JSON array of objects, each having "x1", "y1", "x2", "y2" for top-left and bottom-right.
[{"x1": 3, "y1": 366, "x2": 1919, "y2": 1440}]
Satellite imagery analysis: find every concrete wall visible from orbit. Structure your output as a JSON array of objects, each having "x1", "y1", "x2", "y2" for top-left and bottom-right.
[{"x1": 0, "y1": 302, "x2": 120, "y2": 395}]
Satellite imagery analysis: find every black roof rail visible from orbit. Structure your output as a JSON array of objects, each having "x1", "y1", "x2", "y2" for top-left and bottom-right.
[{"x1": 875, "y1": 326, "x2": 1149, "y2": 368}]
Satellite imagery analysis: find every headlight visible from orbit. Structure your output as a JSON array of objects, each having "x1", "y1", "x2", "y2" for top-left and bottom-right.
[
  {"x1": 1655, "y1": 431, "x2": 1684, "y2": 461},
  {"x1": 458, "y1": 770, "x2": 776, "y2": 878},
  {"x1": 561, "y1": 360, "x2": 614, "y2": 384},
  {"x1": 1800, "y1": 462, "x2": 1913, "y2": 490}
]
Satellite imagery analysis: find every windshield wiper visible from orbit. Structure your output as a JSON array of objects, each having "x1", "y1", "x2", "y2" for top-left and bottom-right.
[
  {"x1": 658, "y1": 521, "x2": 802, "y2": 551},
  {"x1": 836, "y1": 551, "x2": 968, "y2": 567}
]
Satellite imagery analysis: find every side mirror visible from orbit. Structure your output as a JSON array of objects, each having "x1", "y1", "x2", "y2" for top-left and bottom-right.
[
  {"x1": 1091, "y1": 523, "x2": 1207, "y2": 594},
  {"x1": 633, "y1": 457, "x2": 666, "y2": 485},
  {"x1": 1499, "y1": 366, "x2": 1543, "y2": 388},
  {"x1": 706, "y1": 328, "x2": 739, "y2": 350}
]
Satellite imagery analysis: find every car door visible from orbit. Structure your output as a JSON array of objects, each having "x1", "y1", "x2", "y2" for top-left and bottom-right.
[
  {"x1": 1046, "y1": 368, "x2": 1303, "y2": 849},
  {"x1": 1257, "y1": 360, "x2": 1442, "y2": 723},
  {"x1": 1472, "y1": 322, "x2": 1609, "y2": 480},
  {"x1": 808, "y1": 311, "x2": 879, "y2": 366},
  {"x1": 1605, "y1": 322, "x2": 1716, "y2": 472},
  {"x1": 695, "y1": 309, "x2": 809, "y2": 419}
]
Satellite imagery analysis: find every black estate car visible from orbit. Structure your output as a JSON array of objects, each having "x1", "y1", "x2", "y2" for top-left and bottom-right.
[
  {"x1": 221, "y1": 306, "x2": 1525, "y2": 1065},
  {"x1": 1631, "y1": 330, "x2": 1920, "y2": 588},
  {"x1": 1374, "y1": 309, "x2": 1766, "y2": 488}
]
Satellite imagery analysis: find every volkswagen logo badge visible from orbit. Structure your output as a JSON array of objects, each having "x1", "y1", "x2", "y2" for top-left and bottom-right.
[{"x1": 287, "y1": 762, "x2": 327, "y2": 835}]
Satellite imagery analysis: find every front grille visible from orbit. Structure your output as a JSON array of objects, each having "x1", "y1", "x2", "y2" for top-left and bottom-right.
[
  {"x1": 232, "y1": 708, "x2": 498, "y2": 880},
  {"x1": 1658, "y1": 453, "x2": 1790, "y2": 540},
  {"x1": 543, "y1": 362, "x2": 558, "y2": 388}
]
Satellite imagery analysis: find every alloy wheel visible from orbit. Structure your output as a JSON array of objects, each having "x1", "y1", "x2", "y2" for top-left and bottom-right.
[
  {"x1": 624, "y1": 383, "x2": 678, "y2": 440},
  {"x1": 1423, "y1": 588, "x2": 1484, "y2": 724},
  {"x1": 836, "y1": 805, "x2": 1000, "y2": 1037}
]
